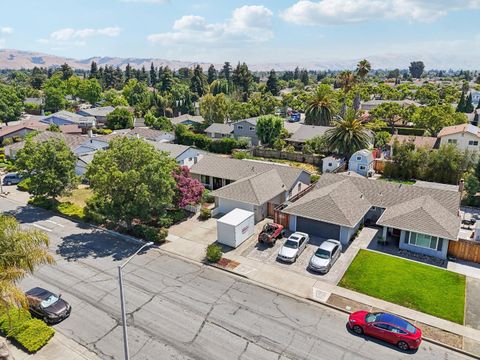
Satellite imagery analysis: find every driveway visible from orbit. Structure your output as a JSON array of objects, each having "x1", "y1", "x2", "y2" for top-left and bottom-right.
[{"x1": 466, "y1": 277, "x2": 480, "y2": 330}]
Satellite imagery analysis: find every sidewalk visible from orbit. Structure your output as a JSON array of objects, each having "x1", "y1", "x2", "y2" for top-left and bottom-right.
[
  {"x1": 3, "y1": 331, "x2": 100, "y2": 360},
  {"x1": 162, "y1": 230, "x2": 480, "y2": 357}
]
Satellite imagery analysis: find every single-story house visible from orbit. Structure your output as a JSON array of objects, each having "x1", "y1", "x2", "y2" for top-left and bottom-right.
[
  {"x1": 126, "y1": 128, "x2": 174, "y2": 142},
  {"x1": 0, "y1": 121, "x2": 48, "y2": 143},
  {"x1": 286, "y1": 124, "x2": 332, "y2": 147},
  {"x1": 170, "y1": 114, "x2": 204, "y2": 126},
  {"x1": 348, "y1": 149, "x2": 374, "y2": 177},
  {"x1": 280, "y1": 172, "x2": 461, "y2": 259},
  {"x1": 148, "y1": 142, "x2": 204, "y2": 168},
  {"x1": 75, "y1": 152, "x2": 95, "y2": 176},
  {"x1": 437, "y1": 123, "x2": 480, "y2": 152},
  {"x1": 197, "y1": 156, "x2": 310, "y2": 222},
  {"x1": 73, "y1": 137, "x2": 110, "y2": 156},
  {"x1": 360, "y1": 99, "x2": 421, "y2": 112},
  {"x1": 205, "y1": 123, "x2": 234, "y2": 139},
  {"x1": 322, "y1": 156, "x2": 345, "y2": 173},
  {"x1": 77, "y1": 106, "x2": 115, "y2": 126},
  {"x1": 41, "y1": 111, "x2": 96, "y2": 132},
  {"x1": 232, "y1": 117, "x2": 260, "y2": 146}
]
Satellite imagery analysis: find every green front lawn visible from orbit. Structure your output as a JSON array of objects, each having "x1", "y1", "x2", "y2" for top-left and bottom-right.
[{"x1": 339, "y1": 250, "x2": 465, "y2": 324}]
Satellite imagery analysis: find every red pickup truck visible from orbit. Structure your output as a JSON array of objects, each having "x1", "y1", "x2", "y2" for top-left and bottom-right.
[{"x1": 258, "y1": 223, "x2": 285, "y2": 246}]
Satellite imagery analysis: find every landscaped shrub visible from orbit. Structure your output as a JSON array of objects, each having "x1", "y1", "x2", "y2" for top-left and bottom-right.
[
  {"x1": 2, "y1": 138, "x2": 13, "y2": 146},
  {"x1": 17, "y1": 178, "x2": 31, "y2": 192},
  {"x1": 158, "y1": 216, "x2": 173, "y2": 228},
  {"x1": 0, "y1": 308, "x2": 55, "y2": 353},
  {"x1": 201, "y1": 189, "x2": 215, "y2": 204},
  {"x1": 311, "y1": 174, "x2": 320, "y2": 182},
  {"x1": 208, "y1": 138, "x2": 238, "y2": 154},
  {"x1": 199, "y1": 207, "x2": 212, "y2": 220},
  {"x1": 56, "y1": 202, "x2": 85, "y2": 220},
  {"x1": 206, "y1": 243, "x2": 222, "y2": 263},
  {"x1": 232, "y1": 151, "x2": 253, "y2": 160},
  {"x1": 92, "y1": 128, "x2": 113, "y2": 135},
  {"x1": 157, "y1": 227, "x2": 169, "y2": 243}
]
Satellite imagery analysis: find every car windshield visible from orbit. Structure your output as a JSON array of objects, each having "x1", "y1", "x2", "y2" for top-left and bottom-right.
[
  {"x1": 284, "y1": 240, "x2": 298, "y2": 249},
  {"x1": 40, "y1": 294, "x2": 59, "y2": 308},
  {"x1": 314, "y1": 248, "x2": 331, "y2": 259},
  {"x1": 365, "y1": 313, "x2": 381, "y2": 323}
]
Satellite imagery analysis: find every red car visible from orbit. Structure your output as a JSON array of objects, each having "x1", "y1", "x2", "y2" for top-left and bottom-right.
[{"x1": 348, "y1": 311, "x2": 422, "y2": 351}]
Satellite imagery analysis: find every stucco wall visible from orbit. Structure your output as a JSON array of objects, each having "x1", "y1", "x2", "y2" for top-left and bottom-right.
[
  {"x1": 440, "y1": 133, "x2": 480, "y2": 152},
  {"x1": 398, "y1": 230, "x2": 449, "y2": 259},
  {"x1": 217, "y1": 198, "x2": 255, "y2": 216}
]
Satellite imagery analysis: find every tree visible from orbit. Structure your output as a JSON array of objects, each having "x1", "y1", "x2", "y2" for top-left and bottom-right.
[
  {"x1": 190, "y1": 65, "x2": 208, "y2": 99},
  {"x1": 465, "y1": 92, "x2": 475, "y2": 113},
  {"x1": 464, "y1": 172, "x2": 480, "y2": 205},
  {"x1": 159, "y1": 67, "x2": 174, "y2": 92},
  {"x1": 302, "y1": 135, "x2": 328, "y2": 154},
  {"x1": 78, "y1": 78, "x2": 102, "y2": 105},
  {"x1": 409, "y1": 61, "x2": 425, "y2": 79},
  {"x1": 0, "y1": 84, "x2": 23, "y2": 123},
  {"x1": 232, "y1": 62, "x2": 253, "y2": 102},
  {"x1": 89, "y1": 61, "x2": 98, "y2": 79},
  {"x1": 47, "y1": 123, "x2": 60, "y2": 132},
  {"x1": 207, "y1": 65, "x2": 217, "y2": 84},
  {"x1": 305, "y1": 84, "x2": 337, "y2": 126},
  {"x1": 200, "y1": 93, "x2": 228, "y2": 124},
  {"x1": 31, "y1": 66, "x2": 47, "y2": 89},
  {"x1": 144, "y1": 111, "x2": 174, "y2": 131},
  {"x1": 266, "y1": 69, "x2": 279, "y2": 96},
  {"x1": 150, "y1": 62, "x2": 157, "y2": 86},
  {"x1": 172, "y1": 166, "x2": 204, "y2": 207},
  {"x1": 44, "y1": 86, "x2": 66, "y2": 112},
  {"x1": 356, "y1": 59, "x2": 371, "y2": 82},
  {"x1": 106, "y1": 107, "x2": 134, "y2": 129},
  {"x1": 374, "y1": 131, "x2": 391, "y2": 148},
  {"x1": 370, "y1": 102, "x2": 404, "y2": 133},
  {"x1": 60, "y1": 63, "x2": 74, "y2": 80},
  {"x1": 456, "y1": 90, "x2": 466, "y2": 112},
  {"x1": 324, "y1": 109, "x2": 371, "y2": 158},
  {"x1": 122, "y1": 78, "x2": 149, "y2": 107},
  {"x1": 102, "y1": 89, "x2": 128, "y2": 106},
  {"x1": 384, "y1": 141, "x2": 423, "y2": 180},
  {"x1": 219, "y1": 62, "x2": 232, "y2": 82},
  {"x1": 16, "y1": 138, "x2": 78, "y2": 199},
  {"x1": 86, "y1": 137, "x2": 177, "y2": 229},
  {"x1": 412, "y1": 104, "x2": 467, "y2": 136},
  {"x1": 423, "y1": 144, "x2": 474, "y2": 185},
  {"x1": 255, "y1": 115, "x2": 284, "y2": 147}
]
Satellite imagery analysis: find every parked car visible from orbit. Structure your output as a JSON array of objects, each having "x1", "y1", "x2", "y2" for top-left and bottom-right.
[
  {"x1": 308, "y1": 239, "x2": 342, "y2": 273},
  {"x1": 348, "y1": 311, "x2": 422, "y2": 351},
  {"x1": 277, "y1": 232, "x2": 309, "y2": 263},
  {"x1": 258, "y1": 223, "x2": 285, "y2": 246},
  {"x1": 2, "y1": 172, "x2": 22, "y2": 186},
  {"x1": 26, "y1": 287, "x2": 71, "y2": 324},
  {"x1": 289, "y1": 111, "x2": 301, "y2": 122}
]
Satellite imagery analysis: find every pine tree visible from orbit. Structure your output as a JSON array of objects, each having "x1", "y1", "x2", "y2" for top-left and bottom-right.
[
  {"x1": 207, "y1": 64, "x2": 217, "y2": 84},
  {"x1": 294, "y1": 66, "x2": 300, "y2": 80},
  {"x1": 466, "y1": 93, "x2": 475, "y2": 113},
  {"x1": 473, "y1": 111, "x2": 479, "y2": 127},
  {"x1": 266, "y1": 69, "x2": 279, "y2": 96},
  {"x1": 89, "y1": 61, "x2": 98, "y2": 79},
  {"x1": 300, "y1": 69, "x2": 309, "y2": 86},
  {"x1": 456, "y1": 91, "x2": 466, "y2": 113},
  {"x1": 125, "y1": 63, "x2": 132, "y2": 82},
  {"x1": 150, "y1": 62, "x2": 157, "y2": 86}
]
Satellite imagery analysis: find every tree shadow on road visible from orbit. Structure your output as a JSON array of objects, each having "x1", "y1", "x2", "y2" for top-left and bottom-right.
[{"x1": 56, "y1": 230, "x2": 139, "y2": 262}]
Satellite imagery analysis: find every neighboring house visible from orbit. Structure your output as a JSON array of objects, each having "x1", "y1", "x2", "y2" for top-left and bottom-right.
[
  {"x1": 205, "y1": 123, "x2": 234, "y2": 139},
  {"x1": 77, "y1": 106, "x2": 115, "y2": 126},
  {"x1": 232, "y1": 117, "x2": 260, "y2": 146},
  {"x1": 280, "y1": 172, "x2": 461, "y2": 259},
  {"x1": 147, "y1": 142, "x2": 203, "y2": 168},
  {"x1": 348, "y1": 149, "x2": 374, "y2": 177},
  {"x1": 387, "y1": 135, "x2": 439, "y2": 158},
  {"x1": 75, "y1": 152, "x2": 95, "y2": 176},
  {"x1": 170, "y1": 114, "x2": 204, "y2": 126},
  {"x1": 41, "y1": 111, "x2": 96, "y2": 132},
  {"x1": 73, "y1": 137, "x2": 110, "y2": 156},
  {"x1": 471, "y1": 91, "x2": 480, "y2": 106},
  {"x1": 0, "y1": 122, "x2": 48, "y2": 143},
  {"x1": 322, "y1": 156, "x2": 345, "y2": 173},
  {"x1": 437, "y1": 123, "x2": 480, "y2": 152},
  {"x1": 360, "y1": 99, "x2": 421, "y2": 112},
  {"x1": 126, "y1": 128, "x2": 174, "y2": 142},
  {"x1": 286, "y1": 124, "x2": 332, "y2": 147}
]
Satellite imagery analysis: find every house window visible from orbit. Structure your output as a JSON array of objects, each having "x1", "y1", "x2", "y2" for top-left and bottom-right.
[
  {"x1": 237, "y1": 125, "x2": 243, "y2": 130},
  {"x1": 328, "y1": 162, "x2": 332, "y2": 167},
  {"x1": 408, "y1": 232, "x2": 440, "y2": 250},
  {"x1": 249, "y1": 126, "x2": 255, "y2": 131},
  {"x1": 359, "y1": 165, "x2": 366, "y2": 170},
  {"x1": 356, "y1": 156, "x2": 362, "y2": 161},
  {"x1": 200, "y1": 175, "x2": 210, "y2": 184},
  {"x1": 469, "y1": 140, "x2": 479, "y2": 146},
  {"x1": 447, "y1": 139, "x2": 457, "y2": 144}
]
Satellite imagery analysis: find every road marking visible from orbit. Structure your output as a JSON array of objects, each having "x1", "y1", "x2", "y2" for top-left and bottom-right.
[
  {"x1": 32, "y1": 223, "x2": 52, "y2": 232},
  {"x1": 45, "y1": 219, "x2": 64, "y2": 227}
]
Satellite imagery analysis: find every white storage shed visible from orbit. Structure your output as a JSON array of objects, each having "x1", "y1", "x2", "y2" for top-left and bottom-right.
[{"x1": 216, "y1": 209, "x2": 254, "y2": 248}]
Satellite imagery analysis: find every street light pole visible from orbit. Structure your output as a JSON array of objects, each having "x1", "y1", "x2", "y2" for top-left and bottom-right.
[{"x1": 118, "y1": 241, "x2": 154, "y2": 360}]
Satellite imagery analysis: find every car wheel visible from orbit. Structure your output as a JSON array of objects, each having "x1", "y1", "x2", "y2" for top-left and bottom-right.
[
  {"x1": 352, "y1": 325, "x2": 363, "y2": 335},
  {"x1": 43, "y1": 316, "x2": 50, "y2": 325},
  {"x1": 397, "y1": 341, "x2": 409, "y2": 351},
  {"x1": 6, "y1": 182, "x2": 11, "y2": 186}
]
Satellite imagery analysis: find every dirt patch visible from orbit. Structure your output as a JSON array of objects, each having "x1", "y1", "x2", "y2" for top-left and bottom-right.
[
  {"x1": 327, "y1": 293, "x2": 371, "y2": 313},
  {"x1": 414, "y1": 321, "x2": 463, "y2": 349},
  {"x1": 216, "y1": 258, "x2": 240, "y2": 270}
]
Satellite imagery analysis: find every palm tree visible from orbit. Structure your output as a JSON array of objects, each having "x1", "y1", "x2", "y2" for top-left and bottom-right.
[
  {"x1": 324, "y1": 109, "x2": 371, "y2": 159},
  {"x1": 356, "y1": 59, "x2": 371, "y2": 82},
  {"x1": 305, "y1": 84, "x2": 337, "y2": 126},
  {"x1": 0, "y1": 215, "x2": 54, "y2": 356},
  {"x1": 337, "y1": 71, "x2": 356, "y2": 116}
]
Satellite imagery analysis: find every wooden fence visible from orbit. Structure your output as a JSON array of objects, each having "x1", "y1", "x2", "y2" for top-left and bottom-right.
[
  {"x1": 373, "y1": 159, "x2": 387, "y2": 174},
  {"x1": 448, "y1": 239, "x2": 480, "y2": 263},
  {"x1": 252, "y1": 148, "x2": 323, "y2": 166}
]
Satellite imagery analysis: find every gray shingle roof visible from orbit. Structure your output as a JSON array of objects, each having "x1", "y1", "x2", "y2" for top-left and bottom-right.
[
  {"x1": 42, "y1": 111, "x2": 95, "y2": 125},
  {"x1": 170, "y1": 114, "x2": 204, "y2": 125},
  {"x1": 287, "y1": 125, "x2": 332, "y2": 143},
  {"x1": 211, "y1": 169, "x2": 286, "y2": 205},
  {"x1": 7, "y1": 132, "x2": 87, "y2": 152},
  {"x1": 147, "y1": 142, "x2": 192, "y2": 159},
  {"x1": 78, "y1": 106, "x2": 115, "y2": 117},
  {"x1": 126, "y1": 128, "x2": 172, "y2": 141},
  {"x1": 205, "y1": 123, "x2": 234, "y2": 134},
  {"x1": 283, "y1": 173, "x2": 461, "y2": 240},
  {"x1": 190, "y1": 155, "x2": 309, "y2": 190}
]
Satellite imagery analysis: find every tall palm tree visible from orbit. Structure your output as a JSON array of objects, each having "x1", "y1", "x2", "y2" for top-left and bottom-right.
[
  {"x1": 356, "y1": 59, "x2": 371, "y2": 82},
  {"x1": 337, "y1": 71, "x2": 356, "y2": 117},
  {"x1": 305, "y1": 84, "x2": 337, "y2": 126},
  {"x1": 324, "y1": 109, "x2": 371, "y2": 159}
]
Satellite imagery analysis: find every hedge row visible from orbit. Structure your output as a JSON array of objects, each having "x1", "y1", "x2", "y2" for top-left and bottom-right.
[
  {"x1": 0, "y1": 308, "x2": 55, "y2": 353},
  {"x1": 380, "y1": 127, "x2": 426, "y2": 136},
  {"x1": 175, "y1": 126, "x2": 247, "y2": 154}
]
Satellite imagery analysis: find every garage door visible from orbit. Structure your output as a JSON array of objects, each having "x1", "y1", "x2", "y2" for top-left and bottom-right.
[{"x1": 296, "y1": 217, "x2": 340, "y2": 239}]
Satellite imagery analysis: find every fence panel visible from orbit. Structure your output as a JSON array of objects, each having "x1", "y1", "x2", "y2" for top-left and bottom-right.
[{"x1": 448, "y1": 240, "x2": 480, "y2": 263}]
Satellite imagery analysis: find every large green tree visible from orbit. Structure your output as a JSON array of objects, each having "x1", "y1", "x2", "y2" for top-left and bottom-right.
[
  {"x1": 190, "y1": 65, "x2": 208, "y2": 99},
  {"x1": 200, "y1": 93, "x2": 228, "y2": 124},
  {"x1": 409, "y1": 61, "x2": 425, "y2": 79},
  {"x1": 256, "y1": 115, "x2": 284, "y2": 147},
  {"x1": 16, "y1": 138, "x2": 78, "y2": 199},
  {"x1": 412, "y1": 104, "x2": 467, "y2": 136},
  {"x1": 370, "y1": 102, "x2": 404, "y2": 133},
  {"x1": 86, "y1": 137, "x2": 177, "y2": 229},
  {"x1": 266, "y1": 69, "x2": 279, "y2": 96},
  {"x1": 78, "y1": 78, "x2": 102, "y2": 105},
  {"x1": 305, "y1": 84, "x2": 337, "y2": 126},
  {"x1": 122, "y1": 78, "x2": 149, "y2": 107},
  {"x1": 106, "y1": 107, "x2": 134, "y2": 129},
  {"x1": 0, "y1": 83, "x2": 23, "y2": 123}
]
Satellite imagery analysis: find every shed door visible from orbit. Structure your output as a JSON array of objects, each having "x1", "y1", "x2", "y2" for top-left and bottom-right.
[{"x1": 296, "y1": 217, "x2": 340, "y2": 239}]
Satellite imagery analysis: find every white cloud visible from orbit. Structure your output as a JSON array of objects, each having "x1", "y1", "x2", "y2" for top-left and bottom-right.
[
  {"x1": 281, "y1": 0, "x2": 480, "y2": 25},
  {"x1": 39, "y1": 27, "x2": 121, "y2": 46},
  {"x1": 0, "y1": 27, "x2": 13, "y2": 34},
  {"x1": 148, "y1": 5, "x2": 273, "y2": 45}
]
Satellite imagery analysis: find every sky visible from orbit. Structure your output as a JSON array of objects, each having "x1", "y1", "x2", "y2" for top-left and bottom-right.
[{"x1": 0, "y1": 0, "x2": 480, "y2": 66}]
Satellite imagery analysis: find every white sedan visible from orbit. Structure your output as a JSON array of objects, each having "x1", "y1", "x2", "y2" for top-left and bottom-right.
[{"x1": 277, "y1": 232, "x2": 309, "y2": 263}]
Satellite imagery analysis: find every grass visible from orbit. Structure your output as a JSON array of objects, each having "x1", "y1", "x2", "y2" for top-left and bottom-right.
[
  {"x1": 29, "y1": 196, "x2": 86, "y2": 221},
  {"x1": 58, "y1": 185, "x2": 93, "y2": 208},
  {"x1": 378, "y1": 176, "x2": 416, "y2": 185},
  {"x1": 339, "y1": 250, "x2": 466, "y2": 324},
  {"x1": 251, "y1": 156, "x2": 321, "y2": 175}
]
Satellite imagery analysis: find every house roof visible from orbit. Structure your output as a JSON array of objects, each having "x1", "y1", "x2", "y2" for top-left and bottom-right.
[
  {"x1": 361, "y1": 99, "x2": 421, "y2": 108},
  {"x1": 287, "y1": 125, "x2": 332, "y2": 143},
  {"x1": 282, "y1": 173, "x2": 461, "y2": 240},
  {"x1": 437, "y1": 123, "x2": 480, "y2": 138},
  {"x1": 147, "y1": 142, "x2": 193, "y2": 159},
  {"x1": 205, "y1": 123, "x2": 234, "y2": 134},
  {"x1": 77, "y1": 152, "x2": 96, "y2": 165},
  {"x1": 234, "y1": 117, "x2": 259, "y2": 126},
  {"x1": 190, "y1": 155, "x2": 309, "y2": 190},
  {"x1": 283, "y1": 122, "x2": 302, "y2": 134},
  {"x1": 0, "y1": 122, "x2": 48, "y2": 138},
  {"x1": 78, "y1": 106, "x2": 115, "y2": 117},
  {"x1": 126, "y1": 127, "x2": 173, "y2": 141},
  {"x1": 170, "y1": 114, "x2": 204, "y2": 125},
  {"x1": 42, "y1": 111, "x2": 95, "y2": 125},
  {"x1": 6, "y1": 132, "x2": 87, "y2": 153},
  {"x1": 350, "y1": 149, "x2": 374, "y2": 162},
  {"x1": 389, "y1": 135, "x2": 439, "y2": 150},
  {"x1": 211, "y1": 169, "x2": 286, "y2": 206}
]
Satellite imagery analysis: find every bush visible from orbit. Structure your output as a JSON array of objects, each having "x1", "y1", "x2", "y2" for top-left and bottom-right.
[
  {"x1": 311, "y1": 174, "x2": 320, "y2": 182},
  {"x1": 206, "y1": 243, "x2": 222, "y2": 263},
  {"x1": 157, "y1": 227, "x2": 169, "y2": 243},
  {"x1": 57, "y1": 202, "x2": 85, "y2": 220},
  {"x1": 92, "y1": 128, "x2": 113, "y2": 135},
  {"x1": 199, "y1": 207, "x2": 212, "y2": 220},
  {"x1": 232, "y1": 151, "x2": 253, "y2": 160},
  {"x1": 201, "y1": 189, "x2": 215, "y2": 204},
  {"x1": 131, "y1": 224, "x2": 168, "y2": 243},
  {"x1": 380, "y1": 127, "x2": 425, "y2": 136},
  {"x1": 0, "y1": 308, "x2": 55, "y2": 353},
  {"x1": 208, "y1": 138, "x2": 238, "y2": 154},
  {"x1": 17, "y1": 178, "x2": 31, "y2": 192},
  {"x1": 2, "y1": 138, "x2": 13, "y2": 146},
  {"x1": 158, "y1": 216, "x2": 173, "y2": 228}
]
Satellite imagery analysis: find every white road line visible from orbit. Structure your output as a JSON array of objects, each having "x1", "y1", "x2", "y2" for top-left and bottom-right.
[
  {"x1": 32, "y1": 223, "x2": 52, "y2": 232},
  {"x1": 45, "y1": 219, "x2": 64, "y2": 227}
]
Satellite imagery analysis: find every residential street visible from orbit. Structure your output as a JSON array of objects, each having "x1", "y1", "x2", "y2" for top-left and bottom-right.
[{"x1": 0, "y1": 197, "x2": 474, "y2": 360}]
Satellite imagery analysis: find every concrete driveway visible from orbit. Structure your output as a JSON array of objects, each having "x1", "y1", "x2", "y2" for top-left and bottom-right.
[{"x1": 466, "y1": 277, "x2": 480, "y2": 330}]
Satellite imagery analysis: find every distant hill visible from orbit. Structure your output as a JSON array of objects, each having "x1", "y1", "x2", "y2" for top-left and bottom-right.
[{"x1": 0, "y1": 49, "x2": 479, "y2": 71}]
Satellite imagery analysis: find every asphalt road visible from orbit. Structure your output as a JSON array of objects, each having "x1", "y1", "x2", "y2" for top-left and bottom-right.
[{"x1": 0, "y1": 196, "x2": 474, "y2": 360}]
